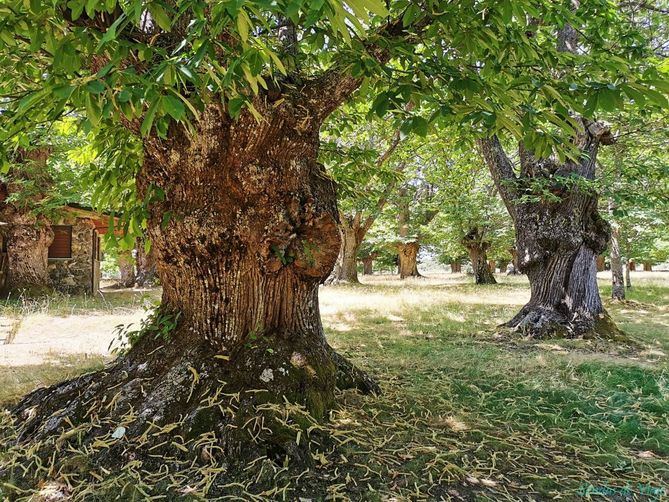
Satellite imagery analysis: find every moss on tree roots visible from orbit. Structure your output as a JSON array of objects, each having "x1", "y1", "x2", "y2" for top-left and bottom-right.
[{"x1": 0, "y1": 329, "x2": 379, "y2": 499}]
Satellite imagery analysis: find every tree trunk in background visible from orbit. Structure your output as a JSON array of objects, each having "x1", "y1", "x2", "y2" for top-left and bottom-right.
[
  {"x1": 625, "y1": 260, "x2": 632, "y2": 289},
  {"x1": 397, "y1": 188, "x2": 421, "y2": 279},
  {"x1": 643, "y1": 261, "x2": 652, "y2": 272},
  {"x1": 629, "y1": 260, "x2": 636, "y2": 271},
  {"x1": 596, "y1": 255, "x2": 606, "y2": 272},
  {"x1": 498, "y1": 260, "x2": 509, "y2": 274},
  {"x1": 0, "y1": 148, "x2": 54, "y2": 298},
  {"x1": 488, "y1": 260, "x2": 496, "y2": 273},
  {"x1": 450, "y1": 261, "x2": 461, "y2": 273},
  {"x1": 335, "y1": 224, "x2": 361, "y2": 283},
  {"x1": 117, "y1": 250, "x2": 136, "y2": 288},
  {"x1": 462, "y1": 227, "x2": 496, "y2": 285},
  {"x1": 362, "y1": 256, "x2": 374, "y2": 275},
  {"x1": 479, "y1": 122, "x2": 621, "y2": 338},
  {"x1": 508, "y1": 247, "x2": 520, "y2": 274},
  {"x1": 14, "y1": 100, "x2": 379, "y2": 462},
  {"x1": 0, "y1": 218, "x2": 53, "y2": 298},
  {"x1": 610, "y1": 222, "x2": 625, "y2": 301},
  {"x1": 135, "y1": 240, "x2": 157, "y2": 287},
  {"x1": 398, "y1": 241, "x2": 421, "y2": 279}
]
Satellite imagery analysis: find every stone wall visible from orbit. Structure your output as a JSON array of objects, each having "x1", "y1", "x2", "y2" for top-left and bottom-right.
[{"x1": 48, "y1": 218, "x2": 96, "y2": 295}]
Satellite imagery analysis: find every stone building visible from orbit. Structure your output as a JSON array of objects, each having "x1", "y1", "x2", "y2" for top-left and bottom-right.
[
  {"x1": 0, "y1": 204, "x2": 111, "y2": 295},
  {"x1": 45, "y1": 204, "x2": 112, "y2": 295}
]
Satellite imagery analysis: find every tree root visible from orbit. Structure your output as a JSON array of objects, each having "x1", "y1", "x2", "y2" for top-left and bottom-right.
[
  {"x1": 1, "y1": 333, "x2": 381, "y2": 498},
  {"x1": 330, "y1": 348, "x2": 381, "y2": 395},
  {"x1": 505, "y1": 306, "x2": 630, "y2": 342}
]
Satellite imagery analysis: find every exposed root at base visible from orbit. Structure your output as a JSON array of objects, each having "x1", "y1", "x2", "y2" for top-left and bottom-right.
[
  {"x1": 503, "y1": 307, "x2": 632, "y2": 343},
  {"x1": 0, "y1": 333, "x2": 380, "y2": 499}
]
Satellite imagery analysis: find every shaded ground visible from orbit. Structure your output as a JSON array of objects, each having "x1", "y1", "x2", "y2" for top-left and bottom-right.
[{"x1": 0, "y1": 272, "x2": 667, "y2": 500}]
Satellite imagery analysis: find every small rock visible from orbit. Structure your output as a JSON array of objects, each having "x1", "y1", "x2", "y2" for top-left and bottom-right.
[{"x1": 259, "y1": 368, "x2": 274, "y2": 382}]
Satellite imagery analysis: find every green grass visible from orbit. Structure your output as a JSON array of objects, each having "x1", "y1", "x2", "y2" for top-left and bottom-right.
[
  {"x1": 1, "y1": 274, "x2": 667, "y2": 500},
  {"x1": 0, "y1": 288, "x2": 160, "y2": 318}
]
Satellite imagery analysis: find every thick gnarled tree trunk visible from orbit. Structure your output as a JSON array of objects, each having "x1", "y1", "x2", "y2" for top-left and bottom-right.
[
  {"x1": 479, "y1": 121, "x2": 623, "y2": 339},
  {"x1": 0, "y1": 149, "x2": 54, "y2": 298},
  {"x1": 12, "y1": 100, "x2": 379, "y2": 469},
  {"x1": 0, "y1": 217, "x2": 53, "y2": 298},
  {"x1": 462, "y1": 227, "x2": 496, "y2": 285}
]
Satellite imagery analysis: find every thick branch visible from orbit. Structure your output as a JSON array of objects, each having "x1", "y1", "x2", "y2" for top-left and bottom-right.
[
  {"x1": 477, "y1": 136, "x2": 517, "y2": 215},
  {"x1": 304, "y1": 15, "x2": 428, "y2": 122}
]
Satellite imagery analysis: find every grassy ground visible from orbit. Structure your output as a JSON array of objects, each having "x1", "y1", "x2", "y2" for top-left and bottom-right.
[{"x1": 1, "y1": 273, "x2": 667, "y2": 500}]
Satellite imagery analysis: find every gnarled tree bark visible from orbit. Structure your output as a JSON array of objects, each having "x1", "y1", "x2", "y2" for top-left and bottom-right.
[
  {"x1": 479, "y1": 121, "x2": 623, "y2": 338},
  {"x1": 11, "y1": 89, "x2": 381, "y2": 469}
]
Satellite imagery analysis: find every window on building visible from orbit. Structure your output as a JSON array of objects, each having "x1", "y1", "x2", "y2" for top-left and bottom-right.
[{"x1": 49, "y1": 225, "x2": 72, "y2": 259}]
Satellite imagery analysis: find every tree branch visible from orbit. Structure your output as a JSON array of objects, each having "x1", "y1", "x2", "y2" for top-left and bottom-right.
[
  {"x1": 303, "y1": 14, "x2": 429, "y2": 122},
  {"x1": 477, "y1": 136, "x2": 518, "y2": 214}
]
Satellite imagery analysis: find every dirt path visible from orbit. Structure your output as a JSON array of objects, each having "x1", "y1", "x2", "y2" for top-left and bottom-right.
[{"x1": 0, "y1": 310, "x2": 146, "y2": 366}]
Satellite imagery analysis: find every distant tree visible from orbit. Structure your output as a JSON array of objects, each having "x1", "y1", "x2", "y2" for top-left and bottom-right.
[
  {"x1": 599, "y1": 112, "x2": 669, "y2": 298},
  {"x1": 0, "y1": 122, "x2": 93, "y2": 297},
  {"x1": 423, "y1": 138, "x2": 514, "y2": 284},
  {"x1": 322, "y1": 99, "x2": 412, "y2": 283}
]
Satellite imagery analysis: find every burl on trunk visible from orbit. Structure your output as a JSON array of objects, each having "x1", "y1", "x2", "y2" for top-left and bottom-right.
[
  {"x1": 10, "y1": 99, "x2": 378, "y2": 471},
  {"x1": 479, "y1": 121, "x2": 623, "y2": 339}
]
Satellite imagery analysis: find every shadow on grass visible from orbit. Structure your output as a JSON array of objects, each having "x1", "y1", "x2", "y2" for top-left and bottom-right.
[{"x1": 0, "y1": 354, "x2": 107, "y2": 408}]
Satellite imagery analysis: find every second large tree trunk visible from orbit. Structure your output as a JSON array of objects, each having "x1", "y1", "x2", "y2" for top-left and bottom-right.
[{"x1": 479, "y1": 123, "x2": 622, "y2": 339}]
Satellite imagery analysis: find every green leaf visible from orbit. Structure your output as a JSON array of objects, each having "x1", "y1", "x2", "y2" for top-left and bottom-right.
[
  {"x1": 163, "y1": 94, "x2": 185, "y2": 121},
  {"x1": 86, "y1": 80, "x2": 105, "y2": 94},
  {"x1": 140, "y1": 98, "x2": 161, "y2": 136},
  {"x1": 149, "y1": 4, "x2": 171, "y2": 31},
  {"x1": 227, "y1": 96, "x2": 245, "y2": 119},
  {"x1": 412, "y1": 116, "x2": 429, "y2": 137}
]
